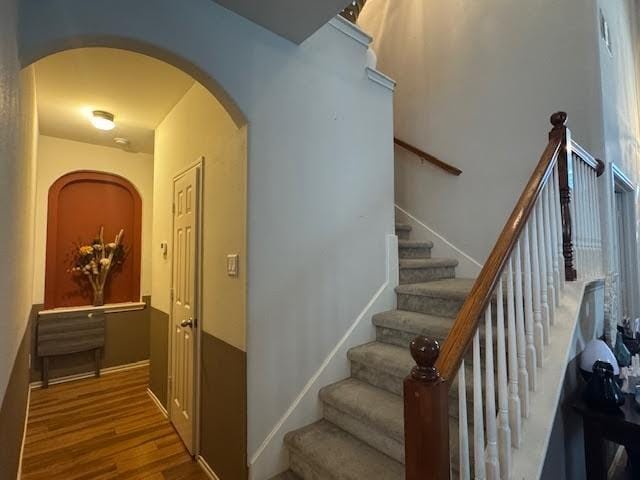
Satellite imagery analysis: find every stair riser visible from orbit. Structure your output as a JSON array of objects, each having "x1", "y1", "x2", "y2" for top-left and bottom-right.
[
  {"x1": 399, "y1": 266, "x2": 456, "y2": 284},
  {"x1": 351, "y1": 361, "x2": 404, "y2": 397},
  {"x1": 396, "y1": 229, "x2": 411, "y2": 241},
  {"x1": 289, "y1": 452, "x2": 328, "y2": 480},
  {"x1": 397, "y1": 293, "x2": 465, "y2": 318},
  {"x1": 323, "y1": 404, "x2": 405, "y2": 464},
  {"x1": 376, "y1": 326, "x2": 449, "y2": 349},
  {"x1": 398, "y1": 246, "x2": 432, "y2": 259}
]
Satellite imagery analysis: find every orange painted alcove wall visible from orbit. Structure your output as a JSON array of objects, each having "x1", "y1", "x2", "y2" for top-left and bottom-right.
[{"x1": 44, "y1": 171, "x2": 142, "y2": 309}]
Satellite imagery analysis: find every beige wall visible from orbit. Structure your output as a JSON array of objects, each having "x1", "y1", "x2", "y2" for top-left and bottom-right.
[
  {"x1": 359, "y1": 0, "x2": 602, "y2": 264},
  {"x1": 153, "y1": 82, "x2": 247, "y2": 351},
  {"x1": 0, "y1": 59, "x2": 39, "y2": 403},
  {"x1": 32, "y1": 135, "x2": 154, "y2": 304}
]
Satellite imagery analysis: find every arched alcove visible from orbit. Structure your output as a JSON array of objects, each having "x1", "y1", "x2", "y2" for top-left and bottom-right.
[{"x1": 44, "y1": 170, "x2": 142, "y2": 309}]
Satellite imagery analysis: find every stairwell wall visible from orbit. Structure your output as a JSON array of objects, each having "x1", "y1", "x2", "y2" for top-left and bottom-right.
[
  {"x1": 358, "y1": 0, "x2": 604, "y2": 264},
  {"x1": 18, "y1": 3, "x2": 396, "y2": 477}
]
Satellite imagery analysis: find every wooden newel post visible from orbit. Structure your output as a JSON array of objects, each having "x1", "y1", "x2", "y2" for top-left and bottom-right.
[
  {"x1": 550, "y1": 111, "x2": 577, "y2": 281},
  {"x1": 404, "y1": 336, "x2": 450, "y2": 480}
]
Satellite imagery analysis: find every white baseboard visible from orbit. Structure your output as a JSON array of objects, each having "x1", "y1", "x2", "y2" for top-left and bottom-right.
[
  {"x1": 146, "y1": 388, "x2": 168, "y2": 418},
  {"x1": 197, "y1": 455, "x2": 221, "y2": 480},
  {"x1": 248, "y1": 234, "x2": 398, "y2": 480},
  {"x1": 395, "y1": 204, "x2": 483, "y2": 278},
  {"x1": 16, "y1": 385, "x2": 31, "y2": 480},
  {"x1": 29, "y1": 359, "x2": 150, "y2": 389}
]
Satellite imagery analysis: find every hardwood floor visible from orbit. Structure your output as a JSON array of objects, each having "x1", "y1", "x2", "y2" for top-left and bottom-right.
[{"x1": 22, "y1": 365, "x2": 208, "y2": 480}]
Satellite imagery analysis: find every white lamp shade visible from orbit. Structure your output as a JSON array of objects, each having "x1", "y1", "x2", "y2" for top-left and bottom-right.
[{"x1": 580, "y1": 339, "x2": 619, "y2": 375}]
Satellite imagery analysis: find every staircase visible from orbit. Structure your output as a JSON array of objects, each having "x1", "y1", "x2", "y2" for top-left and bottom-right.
[{"x1": 279, "y1": 223, "x2": 474, "y2": 479}]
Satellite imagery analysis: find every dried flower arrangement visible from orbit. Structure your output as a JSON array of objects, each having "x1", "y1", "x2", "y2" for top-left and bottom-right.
[{"x1": 69, "y1": 226, "x2": 125, "y2": 306}]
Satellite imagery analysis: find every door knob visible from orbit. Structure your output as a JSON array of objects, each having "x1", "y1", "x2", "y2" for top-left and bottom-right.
[{"x1": 180, "y1": 318, "x2": 194, "y2": 328}]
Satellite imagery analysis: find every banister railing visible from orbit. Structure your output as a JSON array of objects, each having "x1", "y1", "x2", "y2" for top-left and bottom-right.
[
  {"x1": 394, "y1": 138, "x2": 463, "y2": 176},
  {"x1": 404, "y1": 112, "x2": 604, "y2": 479}
]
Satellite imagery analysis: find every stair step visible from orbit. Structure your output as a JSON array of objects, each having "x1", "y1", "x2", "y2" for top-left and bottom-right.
[
  {"x1": 396, "y1": 278, "x2": 475, "y2": 318},
  {"x1": 395, "y1": 223, "x2": 412, "y2": 240},
  {"x1": 320, "y1": 378, "x2": 404, "y2": 463},
  {"x1": 284, "y1": 420, "x2": 404, "y2": 480},
  {"x1": 399, "y1": 257, "x2": 458, "y2": 284},
  {"x1": 348, "y1": 342, "x2": 412, "y2": 396},
  {"x1": 398, "y1": 240, "x2": 432, "y2": 259},
  {"x1": 373, "y1": 309, "x2": 453, "y2": 348}
]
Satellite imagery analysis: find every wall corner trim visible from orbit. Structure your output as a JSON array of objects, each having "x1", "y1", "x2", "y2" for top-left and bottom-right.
[
  {"x1": 16, "y1": 385, "x2": 31, "y2": 480},
  {"x1": 328, "y1": 15, "x2": 372, "y2": 47},
  {"x1": 146, "y1": 388, "x2": 168, "y2": 418},
  {"x1": 248, "y1": 234, "x2": 398, "y2": 479},
  {"x1": 366, "y1": 67, "x2": 396, "y2": 91},
  {"x1": 197, "y1": 455, "x2": 222, "y2": 480}
]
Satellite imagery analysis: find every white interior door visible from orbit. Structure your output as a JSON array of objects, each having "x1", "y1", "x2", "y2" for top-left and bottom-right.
[{"x1": 170, "y1": 164, "x2": 200, "y2": 454}]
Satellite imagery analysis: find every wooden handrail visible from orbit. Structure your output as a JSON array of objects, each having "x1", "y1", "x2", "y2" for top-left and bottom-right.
[
  {"x1": 394, "y1": 138, "x2": 462, "y2": 176},
  {"x1": 434, "y1": 113, "x2": 565, "y2": 382}
]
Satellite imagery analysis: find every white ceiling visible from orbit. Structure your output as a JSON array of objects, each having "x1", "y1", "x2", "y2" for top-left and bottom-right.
[
  {"x1": 34, "y1": 48, "x2": 195, "y2": 154},
  {"x1": 214, "y1": 0, "x2": 352, "y2": 43}
]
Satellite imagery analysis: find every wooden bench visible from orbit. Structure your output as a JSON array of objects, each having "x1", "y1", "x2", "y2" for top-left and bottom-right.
[{"x1": 37, "y1": 312, "x2": 106, "y2": 388}]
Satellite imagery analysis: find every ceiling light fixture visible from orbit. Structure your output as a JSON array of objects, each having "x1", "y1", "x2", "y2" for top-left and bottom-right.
[{"x1": 91, "y1": 110, "x2": 115, "y2": 131}]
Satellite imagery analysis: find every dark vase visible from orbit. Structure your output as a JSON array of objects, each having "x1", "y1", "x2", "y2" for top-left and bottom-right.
[{"x1": 584, "y1": 360, "x2": 625, "y2": 411}]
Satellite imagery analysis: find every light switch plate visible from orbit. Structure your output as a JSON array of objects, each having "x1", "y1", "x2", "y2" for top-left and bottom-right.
[{"x1": 227, "y1": 254, "x2": 239, "y2": 277}]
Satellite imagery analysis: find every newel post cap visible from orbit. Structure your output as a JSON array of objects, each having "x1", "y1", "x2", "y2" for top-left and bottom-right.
[
  {"x1": 410, "y1": 336, "x2": 441, "y2": 382},
  {"x1": 550, "y1": 111, "x2": 568, "y2": 129}
]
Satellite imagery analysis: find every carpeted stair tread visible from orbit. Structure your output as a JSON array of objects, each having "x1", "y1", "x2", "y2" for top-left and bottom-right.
[
  {"x1": 373, "y1": 309, "x2": 453, "y2": 343},
  {"x1": 395, "y1": 278, "x2": 474, "y2": 299},
  {"x1": 320, "y1": 378, "x2": 404, "y2": 442},
  {"x1": 284, "y1": 420, "x2": 404, "y2": 480},
  {"x1": 399, "y1": 258, "x2": 458, "y2": 269}
]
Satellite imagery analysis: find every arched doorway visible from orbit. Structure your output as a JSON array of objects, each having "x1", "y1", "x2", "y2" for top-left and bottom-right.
[{"x1": 19, "y1": 40, "x2": 249, "y2": 480}]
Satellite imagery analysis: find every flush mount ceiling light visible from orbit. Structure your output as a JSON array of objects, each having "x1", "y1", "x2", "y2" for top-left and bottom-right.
[{"x1": 91, "y1": 110, "x2": 115, "y2": 131}]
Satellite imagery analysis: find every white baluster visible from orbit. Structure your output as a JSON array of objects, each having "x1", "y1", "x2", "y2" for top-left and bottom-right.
[
  {"x1": 543, "y1": 183, "x2": 556, "y2": 326},
  {"x1": 568, "y1": 154, "x2": 578, "y2": 279},
  {"x1": 484, "y1": 305, "x2": 500, "y2": 480},
  {"x1": 549, "y1": 169, "x2": 561, "y2": 303},
  {"x1": 514, "y1": 242, "x2": 530, "y2": 415},
  {"x1": 588, "y1": 170, "x2": 600, "y2": 276},
  {"x1": 496, "y1": 279, "x2": 511, "y2": 479},
  {"x1": 578, "y1": 159, "x2": 587, "y2": 277},
  {"x1": 584, "y1": 163, "x2": 594, "y2": 277},
  {"x1": 473, "y1": 330, "x2": 486, "y2": 480},
  {"x1": 573, "y1": 155, "x2": 583, "y2": 277},
  {"x1": 536, "y1": 201, "x2": 550, "y2": 345},
  {"x1": 553, "y1": 165, "x2": 565, "y2": 292},
  {"x1": 506, "y1": 258, "x2": 522, "y2": 447},
  {"x1": 530, "y1": 212, "x2": 545, "y2": 367},
  {"x1": 593, "y1": 172, "x2": 603, "y2": 276},
  {"x1": 459, "y1": 361, "x2": 470, "y2": 480},
  {"x1": 522, "y1": 224, "x2": 538, "y2": 389}
]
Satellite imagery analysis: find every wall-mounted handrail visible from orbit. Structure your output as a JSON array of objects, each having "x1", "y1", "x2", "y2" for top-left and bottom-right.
[{"x1": 394, "y1": 138, "x2": 463, "y2": 176}]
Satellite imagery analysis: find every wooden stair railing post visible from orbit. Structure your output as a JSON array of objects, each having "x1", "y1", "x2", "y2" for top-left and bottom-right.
[
  {"x1": 404, "y1": 336, "x2": 450, "y2": 480},
  {"x1": 550, "y1": 112, "x2": 577, "y2": 281}
]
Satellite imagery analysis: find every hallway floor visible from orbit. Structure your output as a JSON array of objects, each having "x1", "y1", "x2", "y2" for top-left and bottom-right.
[{"x1": 21, "y1": 365, "x2": 208, "y2": 480}]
